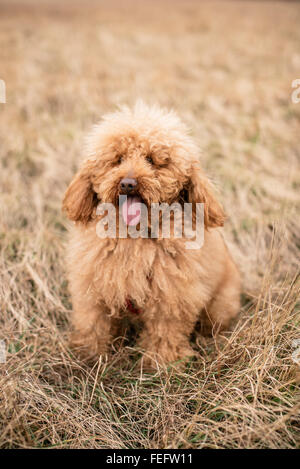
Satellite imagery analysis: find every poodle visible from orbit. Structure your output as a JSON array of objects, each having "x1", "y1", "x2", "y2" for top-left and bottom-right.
[{"x1": 62, "y1": 102, "x2": 241, "y2": 368}]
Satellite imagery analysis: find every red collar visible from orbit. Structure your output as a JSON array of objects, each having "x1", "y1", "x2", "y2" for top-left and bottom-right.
[{"x1": 126, "y1": 298, "x2": 142, "y2": 315}]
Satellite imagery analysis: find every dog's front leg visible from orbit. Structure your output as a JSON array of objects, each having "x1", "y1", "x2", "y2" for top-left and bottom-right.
[
  {"x1": 69, "y1": 295, "x2": 112, "y2": 362},
  {"x1": 138, "y1": 308, "x2": 196, "y2": 369}
]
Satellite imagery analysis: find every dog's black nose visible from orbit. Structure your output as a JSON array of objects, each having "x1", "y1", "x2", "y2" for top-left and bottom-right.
[{"x1": 120, "y1": 178, "x2": 137, "y2": 194}]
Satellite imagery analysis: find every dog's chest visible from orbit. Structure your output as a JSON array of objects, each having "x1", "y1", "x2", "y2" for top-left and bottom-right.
[
  {"x1": 92, "y1": 238, "x2": 157, "y2": 307},
  {"x1": 91, "y1": 236, "x2": 199, "y2": 311}
]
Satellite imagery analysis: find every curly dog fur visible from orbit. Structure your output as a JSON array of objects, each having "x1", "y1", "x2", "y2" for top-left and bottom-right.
[{"x1": 63, "y1": 102, "x2": 241, "y2": 368}]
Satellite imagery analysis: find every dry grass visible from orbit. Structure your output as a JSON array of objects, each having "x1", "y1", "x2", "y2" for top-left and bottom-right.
[{"x1": 0, "y1": 0, "x2": 300, "y2": 449}]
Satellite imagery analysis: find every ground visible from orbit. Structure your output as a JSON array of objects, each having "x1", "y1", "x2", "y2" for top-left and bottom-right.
[{"x1": 0, "y1": 0, "x2": 299, "y2": 449}]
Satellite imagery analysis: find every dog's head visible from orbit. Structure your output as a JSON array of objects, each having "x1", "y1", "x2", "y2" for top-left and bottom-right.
[{"x1": 63, "y1": 102, "x2": 225, "y2": 228}]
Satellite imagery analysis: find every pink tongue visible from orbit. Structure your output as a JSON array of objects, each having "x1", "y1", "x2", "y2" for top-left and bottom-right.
[{"x1": 122, "y1": 196, "x2": 142, "y2": 226}]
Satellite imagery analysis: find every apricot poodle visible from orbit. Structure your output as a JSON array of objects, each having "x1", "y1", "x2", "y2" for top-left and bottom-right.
[{"x1": 63, "y1": 102, "x2": 241, "y2": 368}]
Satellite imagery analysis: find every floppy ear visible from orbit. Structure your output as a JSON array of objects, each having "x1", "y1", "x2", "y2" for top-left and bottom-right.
[
  {"x1": 187, "y1": 162, "x2": 225, "y2": 228},
  {"x1": 62, "y1": 160, "x2": 98, "y2": 224}
]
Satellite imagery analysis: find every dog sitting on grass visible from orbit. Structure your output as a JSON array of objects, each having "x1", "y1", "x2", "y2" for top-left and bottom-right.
[{"x1": 62, "y1": 102, "x2": 241, "y2": 369}]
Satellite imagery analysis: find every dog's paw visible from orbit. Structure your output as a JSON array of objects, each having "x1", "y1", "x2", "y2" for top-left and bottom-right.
[
  {"x1": 139, "y1": 346, "x2": 196, "y2": 372},
  {"x1": 69, "y1": 330, "x2": 109, "y2": 364}
]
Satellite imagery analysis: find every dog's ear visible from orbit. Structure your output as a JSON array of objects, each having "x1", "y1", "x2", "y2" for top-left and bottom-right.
[
  {"x1": 185, "y1": 162, "x2": 225, "y2": 228},
  {"x1": 62, "y1": 160, "x2": 98, "y2": 224}
]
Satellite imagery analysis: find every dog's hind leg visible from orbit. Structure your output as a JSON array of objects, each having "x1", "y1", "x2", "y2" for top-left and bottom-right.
[{"x1": 201, "y1": 261, "x2": 241, "y2": 336}]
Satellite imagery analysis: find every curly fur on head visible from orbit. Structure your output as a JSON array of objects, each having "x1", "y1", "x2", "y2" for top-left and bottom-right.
[
  {"x1": 63, "y1": 102, "x2": 225, "y2": 228},
  {"x1": 63, "y1": 102, "x2": 240, "y2": 369}
]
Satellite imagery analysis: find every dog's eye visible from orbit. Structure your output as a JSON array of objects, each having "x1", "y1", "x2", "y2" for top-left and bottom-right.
[
  {"x1": 146, "y1": 155, "x2": 154, "y2": 165},
  {"x1": 117, "y1": 155, "x2": 123, "y2": 164}
]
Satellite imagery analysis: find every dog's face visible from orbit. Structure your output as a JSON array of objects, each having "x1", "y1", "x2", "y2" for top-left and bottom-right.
[{"x1": 63, "y1": 103, "x2": 225, "y2": 228}]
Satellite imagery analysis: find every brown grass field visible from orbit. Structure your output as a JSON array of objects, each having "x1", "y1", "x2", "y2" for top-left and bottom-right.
[{"x1": 0, "y1": 0, "x2": 299, "y2": 449}]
